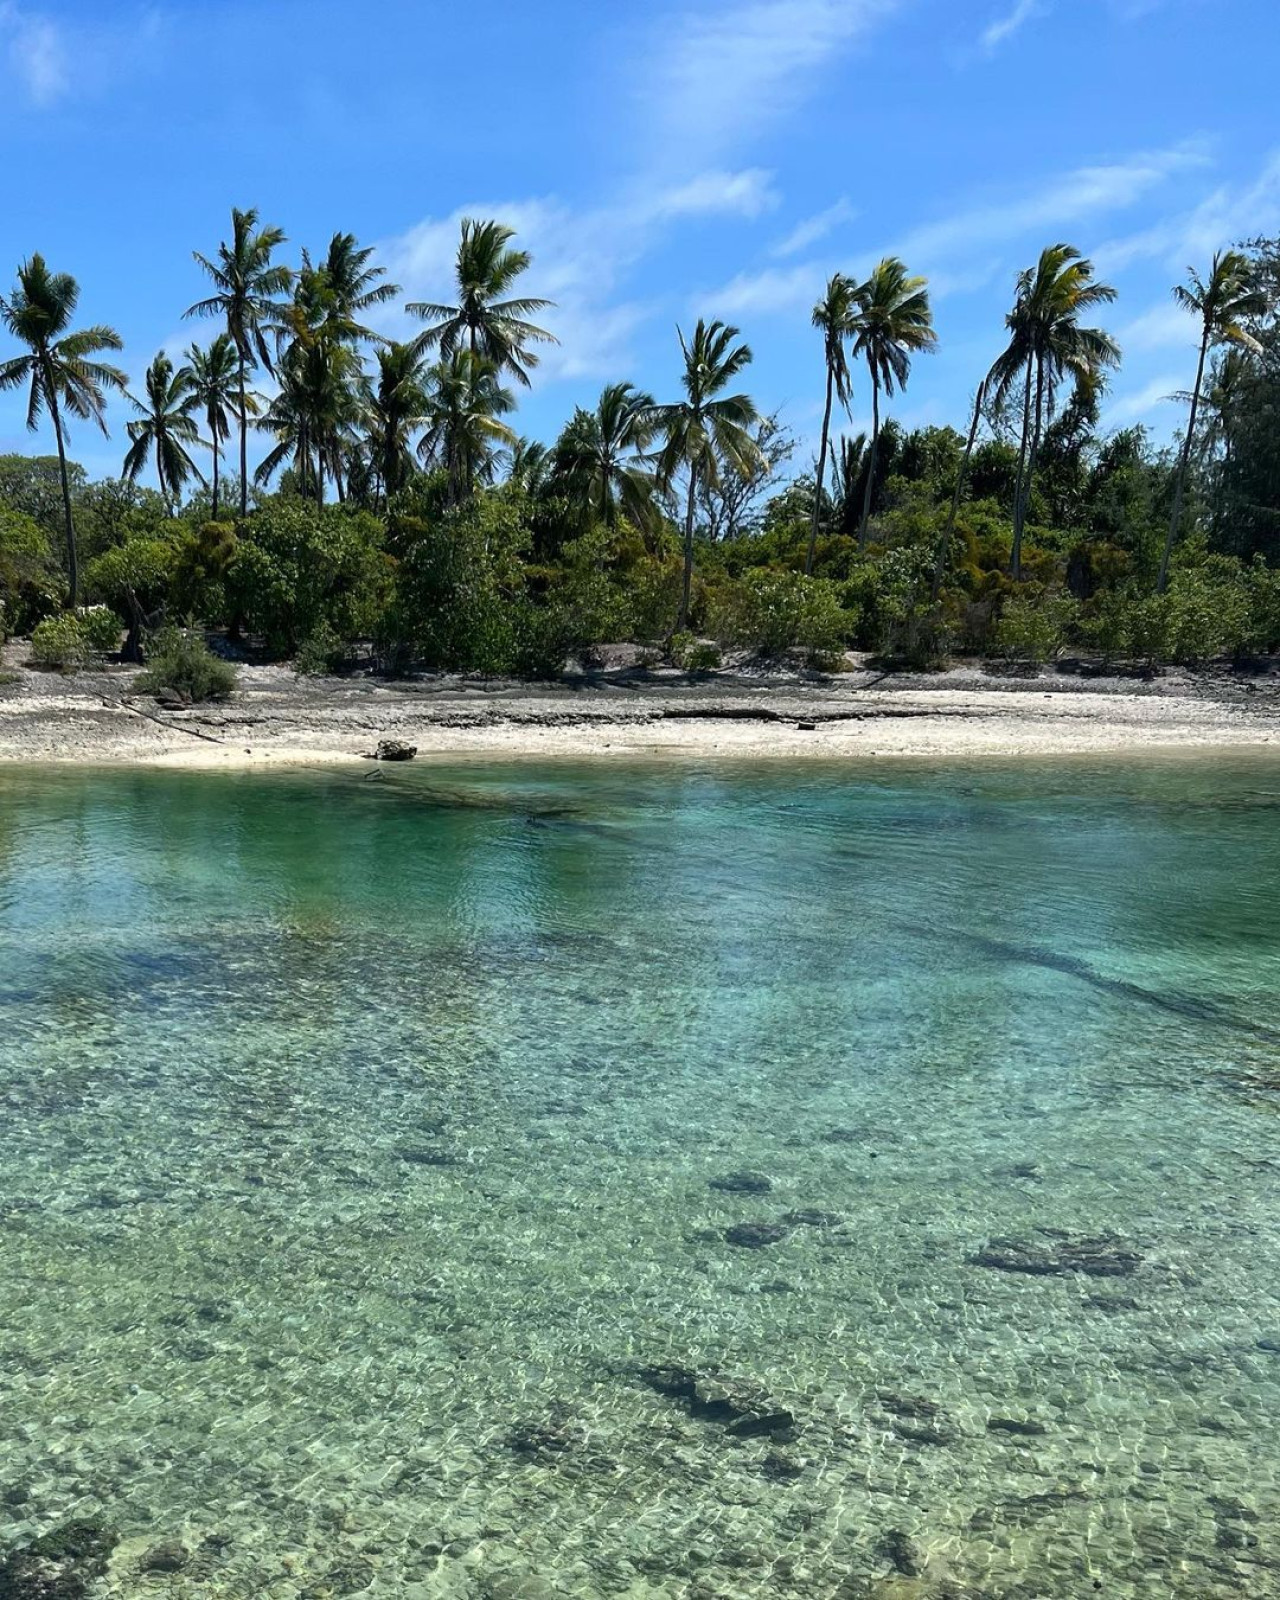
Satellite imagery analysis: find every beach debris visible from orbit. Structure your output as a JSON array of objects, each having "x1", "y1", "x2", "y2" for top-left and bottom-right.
[
  {"x1": 969, "y1": 1233, "x2": 1142, "y2": 1277},
  {"x1": 0, "y1": 1518, "x2": 119, "y2": 1600},
  {"x1": 797, "y1": 720, "x2": 816, "y2": 731},
  {"x1": 638, "y1": 1364, "x2": 798, "y2": 1441},
  {"x1": 709, "y1": 1170, "x2": 772, "y2": 1194},
  {"x1": 723, "y1": 1220, "x2": 789, "y2": 1249},
  {"x1": 364, "y1": 739, "x2": 417, "y2": 761}
]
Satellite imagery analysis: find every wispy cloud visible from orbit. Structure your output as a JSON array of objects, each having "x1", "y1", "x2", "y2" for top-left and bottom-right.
[
  {"x1": 0, "y1": 3, "x2": 66, "y2": 104},
  {"x1": 1095, "y1": 149, "x2": 1280, "y2": 273},
  {"x1": 979, "y1": 0, "x2": 1044, "y2": 53},
  {"x1": 771, "y1": 197, "x2": 857, "y2": 258},
  {"x1": 1104, "y1": 373, "x2": 1184, "y2": 425},
  {"x1": 1116, "y1": 299, "x2": 1197, "y2": 353},
  {"x1": 642, "y1": 0, "x2": 903, "y2": 164},
  {"x1": 377, "y1": 172, "x2": 777, "y2": 384},
  {"x1": 698, "y1": 142, "x2": 1207, "y2": 319}
]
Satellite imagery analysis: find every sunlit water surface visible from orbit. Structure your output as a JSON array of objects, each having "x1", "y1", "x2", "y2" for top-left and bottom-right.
[{"x1": 1, "y1": 756, "x2": 1279, "y2": 1600}]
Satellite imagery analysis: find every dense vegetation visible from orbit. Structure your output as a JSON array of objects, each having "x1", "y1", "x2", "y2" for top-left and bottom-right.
[{"x1": 2, "y1": 213, "x2": 1280, "y2": 681}]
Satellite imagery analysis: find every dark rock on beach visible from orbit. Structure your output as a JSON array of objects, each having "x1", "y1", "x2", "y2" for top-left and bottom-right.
[
  {"x1": 365, "y1": 739, "x2": 417, "y2": 761},
  {"x1": 0, "y1": 1518, "x2": 119, "y2": 1600},
  {"x1": 709, "y1": 1170, "x2": 772, "y2": 1194},
  {"x1": 724, "y1": 1220, "x2": 790, "y2": 1249}
]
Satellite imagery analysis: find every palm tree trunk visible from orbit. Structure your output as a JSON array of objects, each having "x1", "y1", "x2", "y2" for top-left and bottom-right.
[
  {"x1": 1158, "y1": 321, "x2": 1210, "y2": 594},
  {"x1": 933, "y1": 380, "x2": 985, "y2": 602},
  {"x1": 856, "y1": 376, "x2": 880, "y2": 549},
  {"x1": 238, "y1": 359, "x2": 249, "y2": 519},
  {"x1": 1015, "y1": 358, "x2": 1046, "y2": 575},
  {"x1": 806, "y1": 365, "x2": 835, "y2": 576},
  {"x1": 1009, "y1": 354, "x2": 1034, "y2": 580},
  {"x1": 47, "y1": 381, "x2": 79, "y2": 609},
  {"x1": 678, "y1": 467, "x2": 698, "y2": 633},
  {"x1": 211, "y1": 434, "x2": 221, "y2": 521}
]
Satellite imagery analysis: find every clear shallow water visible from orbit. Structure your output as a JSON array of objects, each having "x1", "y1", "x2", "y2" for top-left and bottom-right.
[{"x1": 1, "y1": 755, "x2": 1279, "y2": 1600}]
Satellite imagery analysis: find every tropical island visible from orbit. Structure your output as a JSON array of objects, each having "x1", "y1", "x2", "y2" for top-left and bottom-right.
[{"x1": 2, "y1": 214, "x2": 1279, "y2": 765}]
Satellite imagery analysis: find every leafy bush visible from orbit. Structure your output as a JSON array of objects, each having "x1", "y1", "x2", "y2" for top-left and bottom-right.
[
  {"x1": 295, "y1": 620, "x2": 346, "y2": 677},
  {"x1": 709, "y1": 570, "x2": 850, "y2": 657},
  {"x1": 77, "y1": 605, "x2": 122, "y2": 656},
  {"x1": 993, "y1": 594, "x2": 1077, "y2": 666},
  {"x1": 0, "y1": 506, "x2": 58, "y2": 637},
  {"x1": 134, "y1": 628, "x2": 237, "y2": 702},
  {"x1": 29, "y1": 612, "x2": 89, "y2": 670}
]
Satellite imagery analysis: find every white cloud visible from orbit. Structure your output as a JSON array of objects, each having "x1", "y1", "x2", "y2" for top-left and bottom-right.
[
  {"x1": 1116, "y1": 299, "x2": 1198, "y2": 354},
  {"x1": 643, "y1": 0, "x2": 903, "y2": 164},
  {"x1": 1094, "y1": 149, "x2": 1280, "y2": 274},
  {"x1": 771, "y1": 197, "x2": 857, "y2": 258},
  {"x1": 1104, "y1": 374, "x2": 1184, "y2": 424},
  {"x1": 0, "y1": 3, "x2": 66, "y2": 104},
  {"x1": 696, "y1": 142, "x2": 1206, "y2": 321},
  {"x1": 376, "y1": 171, "x2": 776, "y2": 385},
  {"x1": 980, "y1": 0, "x2": 1043, "y2": 53}
]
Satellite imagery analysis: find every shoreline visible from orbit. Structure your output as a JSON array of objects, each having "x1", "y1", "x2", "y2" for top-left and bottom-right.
[{"x1": 3, "y1": 650, "x2": 1280, "y2": 768}]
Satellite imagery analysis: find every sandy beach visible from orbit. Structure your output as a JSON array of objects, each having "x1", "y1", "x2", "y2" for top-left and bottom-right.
[{"x1": 3, "y1": 641, "x2": 1280, "y2": 767}]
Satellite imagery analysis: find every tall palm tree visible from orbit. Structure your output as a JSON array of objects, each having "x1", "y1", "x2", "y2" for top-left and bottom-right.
[
  {"x1": 553, "y1": 382, "x2": 659, "y2": 530},
  {"x1": 0, "y1": 255, "x2": 126, "y2": 605},
  {"x1": 506, "y1": 437, "x2": 553, "y2": 497},
  {"x1": 407, "y1": 218, "x2": 557, "y2": 386},
  {"x1": 651, "y1": 319, "x2": 762, "y2": 632},
  {"x1": 186, "y1": 207, "x2": 293, "y2": 517},
  {"x1": 807, "y1": 272, "x2": 858, "y2": 573},
  {"x1": 418, "y1": 350, "x2": 518, "y2": 507},
  {"x1": 256, "y1": 337, "x2": 362, "y2": 507},
  {"x1": 303, "y1": 231, "x2": 400, "y2": 347},
  {"x1": 1157, "y1": 250, "x2": 1265, "y2": 592},
  {"x1": 180, "y1": 334, "x2": 244, "y2": 520},
  {"x1": 362, "y1": 341, "x2": 430, "y2": 507},
  {"x1": 851, "y1": 258, "x2": 936, "y2": 547},
  {"x1": 122, "y1": 353, "x2": 205, "y2": 511},
  {"x1": 988, "y1": 244, "x2": 1119, "y2": 579}
]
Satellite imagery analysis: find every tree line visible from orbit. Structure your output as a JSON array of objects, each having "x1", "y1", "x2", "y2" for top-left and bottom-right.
[{"x1": 2, "y1": 208, "x2": 1278, "y2": 683}]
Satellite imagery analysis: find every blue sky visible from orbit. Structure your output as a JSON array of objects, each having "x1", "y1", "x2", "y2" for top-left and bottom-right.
[{"x1": 2, "y1": 0, "x2": 1278, "y2": 486}]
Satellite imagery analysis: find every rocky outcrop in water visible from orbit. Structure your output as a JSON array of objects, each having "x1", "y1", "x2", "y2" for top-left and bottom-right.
[
  {"x1": 723, "y1": 1220, "x2": 790, "y2": 1249},
  {"x1": 0, "y1": 1519, "x2": 118, "y2": 1600},
  {"x1": 969, "y1": 1233, "x2": 1142, "y2": 1277},
  {"x1": 639, "y1": 1365, "x2": 798, "y2": 1441}
]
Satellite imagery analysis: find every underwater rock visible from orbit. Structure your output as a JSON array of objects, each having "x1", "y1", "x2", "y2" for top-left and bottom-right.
[
  {"x1": 506, "y1": 1407, "x2": 584, "y2": 1463},
  {"x1": 969, "y1": 1234, "x2": 1142, "y2": 1278},
  {"x1": 783, "y1": 1209, "x2": 843, "y2": 1228},
  {"x1": 1, "y1": 1488, "x2": 30, "y2": 1508},
  {"x1": 318, "y1": 1556, "x2": 375, "y2": 1594},
  {"x1": 760, "y1": 1451, "x2": 804, "y2": 1482},
  {"x1": 0, "y1": 1518, "x2": 119, "y2": 1600},
  {"x1": 1084, "y1": 1293, "x2": 1140, "y2": 1313},
  {"x1": 638, "y1": 1365, "x2": 797, "y2": 1440},
  {"x1": 820, "y1": 1127, "x2": 863, "y2": 1144},
  {"x1": 365, "y1": 740, "x2": 417, "y2": 762},
  {"x1": 880, "y1": 1529, "x2": 922, "y2": 1577},
  {"x1": 139, "y1": 1539, "x2": 188, "y2": 1573},
  {"x1": 396, "y1": 1146, "x2": 460, "y2": 1168},
  {"x1": 724, "y1": 1220, "x2": 789, "y2": 1249},
  {"x1": 986, "y1": 1416, "x2": 1047, "y2": 1437},
  {"x1": 878, "y1": 1392, "x2": 956, "y2": 1446},
  {"x1": 709, "y1": 1171, "x2": 772, "y2": 1194}
]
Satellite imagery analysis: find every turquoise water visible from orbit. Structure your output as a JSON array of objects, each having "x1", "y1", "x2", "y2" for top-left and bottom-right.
[{"x1": 1, "y1": 755, "x2": 1279, "y2": 1599}]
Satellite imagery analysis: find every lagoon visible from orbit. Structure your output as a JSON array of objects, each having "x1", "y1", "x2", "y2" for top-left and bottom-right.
[{"x1": 1, "y1": 756, "x2": 1279, "y2": 1598}]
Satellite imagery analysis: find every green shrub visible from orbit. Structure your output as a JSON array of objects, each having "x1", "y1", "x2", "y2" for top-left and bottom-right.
[
  {"x1": 671, "y1": 634, "x2": 721, "y2": 671},
  {"x1": 29, "y1": 612, "x2": 89, "y2": 670},
  {"x1": 77, "y1": 605, "x2": 122, "y2": 656},
  {"x1": 709, "y1": 570, "x2": 851, "y2": 657},
  {"x1": 135, "y1": 628, "x2": 237, "y2": 702},
  {"x1": 295, "y1": 620, "x2": 346, "y2": 677},
  {"x1": 993, "y1": 594, "x2": 1078, "y2": 666}
]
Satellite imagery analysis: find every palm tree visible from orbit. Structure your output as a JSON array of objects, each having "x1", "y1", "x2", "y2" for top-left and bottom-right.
[
  {"x1": 0, "y1": 255, "x2": 126, "y2": 605},
  {"x1": 407, "y1": 218, "x2": 557, "y2": 386},
  {"x1": 651, "y1": 319, "x2": 762, "y2": 632},
  {"x1": 553, "y1": 382, "x2": 659, "y2": 530},
  {"x1": 256, "y1": 337, "x2": 362, "y2": 507},
  {"x1": 122, "y1": 353, "x2": 205, "y2": 511},
  {"x1": 851, "y1": 258, "x2": 936, "y2": 547},
  {"x1": 807, "y1": 272, "x2": 857, "y2": 573},
  {"x1": 186, "y1": 207, "x2": 293, "y2": 517},
  {"x1": 362, "y1": 341, "x2": 430, "y2": 507},
  {"x1": 418, "y1": 350, "x2": 518, "y2": 507},
  {"x1": 1157, "y1": 250, "x2": 1265, "y2": 592},
  {"x1": 932, "y1": 378, "x2": 989, "y2": 600},
  {"x1": 988, "y1": 244, "x2": 1119, "y2": 579},
  {"x1": 180, "y1": 334, "x2": 245, "y2": 520},
  {"x1": 506, "y1": 437, "x2": 553, "y2": 497},
  {"x1": 303, "y1": 231, "x2": 400, "y2": 346}
]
